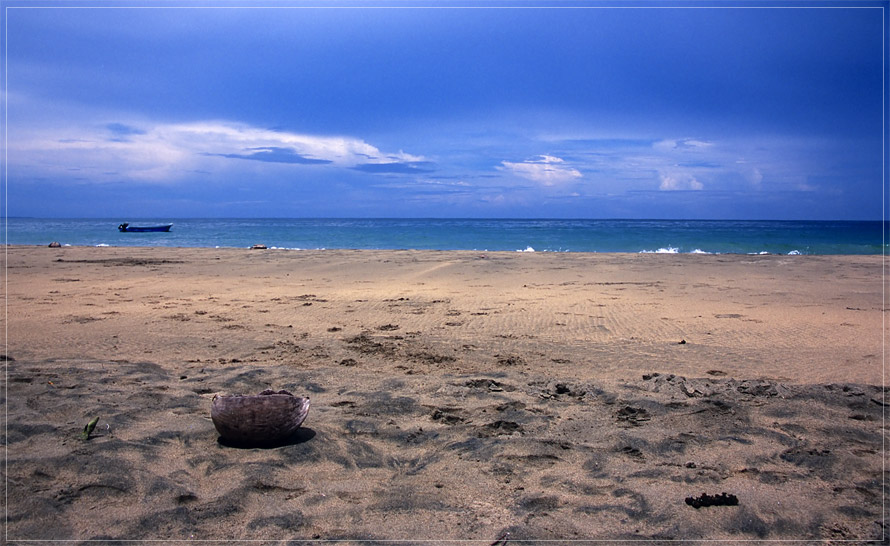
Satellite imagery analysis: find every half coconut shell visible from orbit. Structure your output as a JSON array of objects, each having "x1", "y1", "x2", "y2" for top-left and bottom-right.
[{"x1": 211, "y1": 389, "x2": 310, "y2": 444}]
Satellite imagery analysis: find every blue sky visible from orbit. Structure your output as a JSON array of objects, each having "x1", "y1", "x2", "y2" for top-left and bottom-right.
[{"x1": 3, "y1": 1, "x2": 888, "y2": 219}]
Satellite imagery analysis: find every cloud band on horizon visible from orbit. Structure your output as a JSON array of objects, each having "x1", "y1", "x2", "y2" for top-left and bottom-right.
[
  {"x1": 498, "y1": 155, "x2": 583, "y2": 186},
  {"x1": 9, "y1": 119, "x2": 429, "y2": 184}
]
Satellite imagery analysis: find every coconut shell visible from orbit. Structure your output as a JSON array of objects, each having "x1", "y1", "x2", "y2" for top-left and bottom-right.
[{"x1": 211, "y1": 389, "x2": 310, "y2": 444}]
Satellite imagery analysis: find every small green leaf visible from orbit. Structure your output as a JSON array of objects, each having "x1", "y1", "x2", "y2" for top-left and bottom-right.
[{"x1": 81, "y1": 416, "x2": 100, "y2": 441}]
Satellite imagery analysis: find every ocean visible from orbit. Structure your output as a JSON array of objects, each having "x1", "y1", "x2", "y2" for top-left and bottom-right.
[{"x1": 5, "y1": 218, "x2": 886, "y2": 255}]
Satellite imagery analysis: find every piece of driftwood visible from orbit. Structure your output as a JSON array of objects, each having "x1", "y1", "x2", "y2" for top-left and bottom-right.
[{"x1": 211, "y1": 389, "x2": 310, "y2": 444}]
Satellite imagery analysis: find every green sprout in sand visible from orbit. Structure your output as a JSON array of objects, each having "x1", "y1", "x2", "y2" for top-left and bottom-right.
[{"x1": 81, "y1": 416, "x2": 100, "y2": 441}]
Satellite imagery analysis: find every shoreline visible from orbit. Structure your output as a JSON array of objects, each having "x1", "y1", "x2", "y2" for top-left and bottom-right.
[
  {"x1": 8, "y1": 242, "x2": 885, "y2": 256},
  {"x1": 5, "y1": 245, "x2": 886, "y2": 541}
]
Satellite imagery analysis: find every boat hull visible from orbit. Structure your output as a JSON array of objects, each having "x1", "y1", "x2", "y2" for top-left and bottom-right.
[{"x1": 118, "y1": 223, "x2": 173, "y2": 232}]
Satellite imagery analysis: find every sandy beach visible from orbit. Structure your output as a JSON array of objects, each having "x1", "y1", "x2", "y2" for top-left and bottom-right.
[{"x1": 4, "y1": 245, "x2": 886, "y2": 542}]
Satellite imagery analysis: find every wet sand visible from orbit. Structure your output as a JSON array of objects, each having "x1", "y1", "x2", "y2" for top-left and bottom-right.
[{"x1": 4, "y1": 245, "x2": 886, "y2": 542}]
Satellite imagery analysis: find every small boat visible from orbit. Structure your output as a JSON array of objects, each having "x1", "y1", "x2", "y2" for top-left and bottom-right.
[{"x1": 118, "y1": 222, "x2": 173, "y2": 232}]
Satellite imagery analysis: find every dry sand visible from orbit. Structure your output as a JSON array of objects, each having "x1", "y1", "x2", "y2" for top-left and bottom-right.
[{"x1": 3, "y1": 245, "x2": 886, "y2": 543}]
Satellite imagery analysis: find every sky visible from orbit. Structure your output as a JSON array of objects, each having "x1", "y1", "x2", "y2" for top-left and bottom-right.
[{"x1": 3, "y1": 1, "x2": 888, "y2": 220}]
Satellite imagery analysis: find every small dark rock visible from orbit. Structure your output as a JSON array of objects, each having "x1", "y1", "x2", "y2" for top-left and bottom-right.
[
  {"x1": 431, "y1": 408, "x2": 464, "y2": 425},
  {"x1": 616, "y1": 405, "x2": 651, "y2": 425},
  {"x1": 496, "y1": 355, "x2": 524, "y2": 366},
  {"x1": 466, "y1": 378, "x2": 514, "y2": 392},
  {"x1": 737, "y1": 380, "x2": 779, "y2": 397}
]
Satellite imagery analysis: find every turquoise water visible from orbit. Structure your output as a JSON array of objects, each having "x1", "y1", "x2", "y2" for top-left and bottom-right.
[{"x1": 5, "y1": 218, "x2": 886, "y2": 255}]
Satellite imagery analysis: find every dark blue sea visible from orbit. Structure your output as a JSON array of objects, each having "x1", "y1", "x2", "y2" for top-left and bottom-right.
[{"x1": 5, "y1": 218, "x2": 886, "y2": 255}]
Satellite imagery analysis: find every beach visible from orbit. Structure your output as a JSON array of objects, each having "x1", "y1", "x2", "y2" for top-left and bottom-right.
[{"x1": 4, "y1": 245, "x2": 886, "y2": 542}]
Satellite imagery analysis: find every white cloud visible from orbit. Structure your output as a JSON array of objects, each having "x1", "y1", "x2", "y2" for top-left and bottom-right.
[
  {"x1": 498, "y1": 155, "x2": 582, "y2": 186},
  {"x1": 9, "y1": 120, "x2": 426, "y2": 183},
  {"x1": 659, "y1": 172, "x2": 704, "y2": 191},
  {"x1": 159, "y1": 122, "x2": 426, "y2": 166},
  {"x1": 746, "y1": 166, "x2": 764, "y2": 188}
]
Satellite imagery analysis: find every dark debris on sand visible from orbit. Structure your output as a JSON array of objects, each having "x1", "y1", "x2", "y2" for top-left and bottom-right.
[{"x1": 685, "y1": 492, "x2": 739, "y2": 509}]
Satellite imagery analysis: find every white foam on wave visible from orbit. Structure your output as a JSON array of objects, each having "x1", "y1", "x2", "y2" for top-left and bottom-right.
[
  {"x1": 640, "y1": 246, "x2": 679, "y2": 254},
  {"x1": 95, "y1": 243, "x2": 110, "y2": 247},
  {"x1": 517, "y1": 246, "x2": 535, "y2": 253},
  {"x1": 745, "y1": 250, "x2": 804, "y2": 255},
  {"x1": 639, "y1": 247, "x2": 717, "y2": 254}
]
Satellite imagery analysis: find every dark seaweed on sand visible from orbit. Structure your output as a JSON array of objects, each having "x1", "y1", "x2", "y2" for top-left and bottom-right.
[{"x1": 685, "y1": 492, "x2": 739, "y2": 509}]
